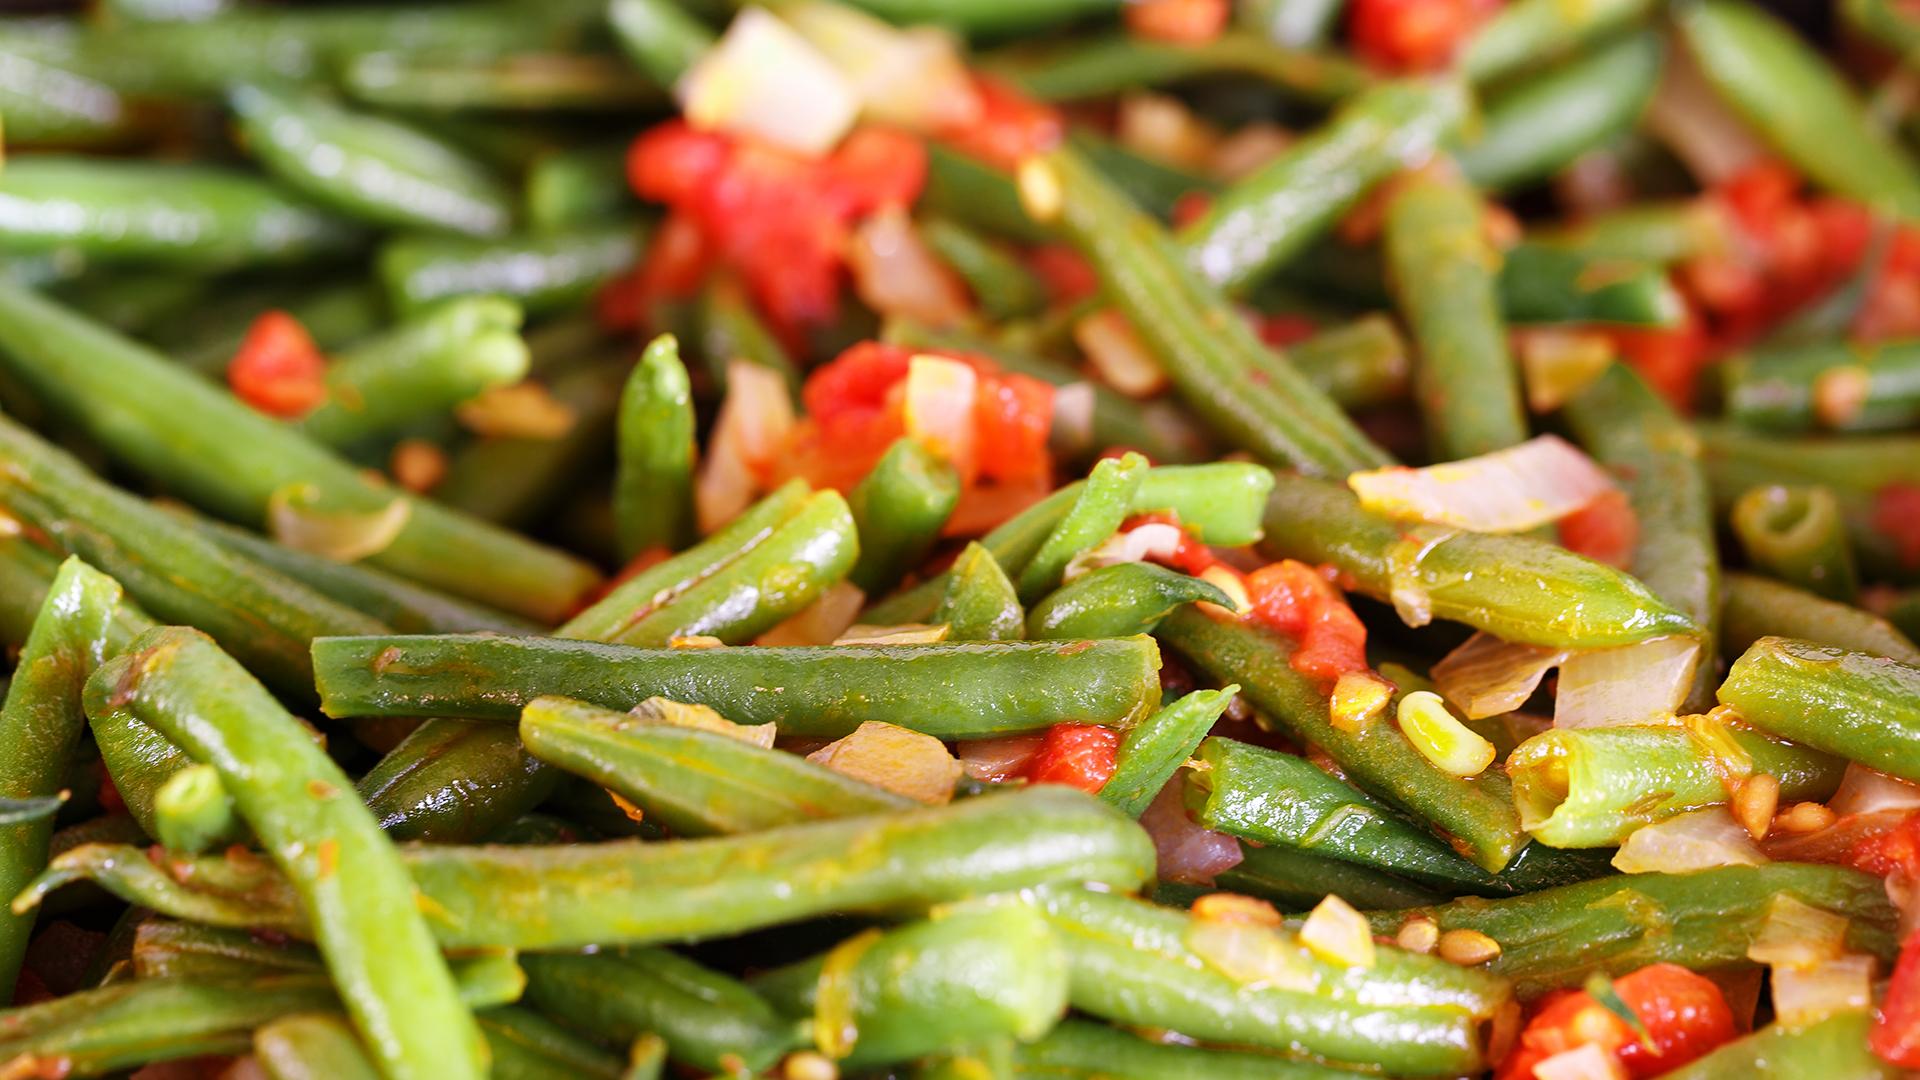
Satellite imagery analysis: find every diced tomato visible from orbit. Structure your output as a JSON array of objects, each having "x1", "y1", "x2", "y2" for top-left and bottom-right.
[
  {"x1": 1171, "y1": 190, "x2": 1215, "y2": 229},
  {"x1": 973, "y1": 371, "x2": 1055, "y2": 484},
  {"x1": 1026, "y1": 245, "x2": 1101, "y2": 308},
  {"x1": 227, "y1": 311, "x2": 327, "y2": 419},
  {"x1": 1125, "y1": 0, "x2": 1231, "y2": 43},
  {"x1": 803, "y1": 341, "x2": 916, "y2": 425},
  {"x1": 1495, "y1": 964, "x2": 1735, "y2": 1080},
  {"x1": 934, "y1": 76, "x2": 1063, "y2": 173},
  {"x1": 1873, "y1": 484, "x2": 1920, "y2": 571},
  {"x1": 1124, "y1": 511, "x2": 1218, "y2": 575},
  {"x1": 1348, "y1": 0, "x2": 1487, "y2": 72},
  {"x1": 1244, "y1": 560, "x2": 1370, "y2": 689},
  {"x1": 1024, "y1": 723, "x2": 1120, "y2": 793},
  {"x1": 1874, "y1": 930, "x2": 1920, "y2": 1068},
  {"x1": 1603, "y1": 315, "x2": 1710, "y2": 414},
  {"x1": 1848, "y1": 808, "x2": 1920, "y2": 878},
  {"x1": 1558, "y1": 488, "x2": 1640, "y2": 570},
  {"x1": 1255, "y1": 313, "x2": 1320, "y2": 349}
]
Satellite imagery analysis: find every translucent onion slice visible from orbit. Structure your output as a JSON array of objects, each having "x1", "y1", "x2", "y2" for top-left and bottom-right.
[
  {"x1": 834, "y1": 623, "x2": 950, "y2": 646},
  {"x1": 956, "y1": 733, "x2": 1044, "y2": 783},
  {"x1": 1771, "y1": 954, "x2": 1874, "y2": 1027},
  {"x1": 807, "y1": 720, "x2": 961, "y2": 805},
  {"x1": 1073, "y1": 308, "x2": 1168, "y2": 399},
  {"x1": 454, "y1": 381, "x2": 577, "y2": 439},
  {"x1": 1348, "y1": 435, "x2": 1617, "y2": 534},
  {"x1": 847, "y1": 208, "x2": 972, "y2": 330},
  {"x1": 677, "y1": 7, "x2": 858, "y2": 156},
  {"x1": 1747, "y1": 894, "x2": 1850, "y2": 969},
  {"x1": 695, "y1": 360, "x2": 794, "y2": 534},
  {"x1": 902, "y1": 354, "x2": 978, "y2": 479},
  {"x1": 1141, "y1": 779, "x2": 1243, "y2": 885},
  {"x1": 1183, "y1": 918, "x2": 1318, "y2": 992},
  {"x1": 1532, "y1": 1044, "x2": 1627, "y2": 1080},
  {"x1": 1298, "y1": 894, "x2": 1376, "y2": 969},
  {"x1": 1612, "y1": 807, "x2": 1768, "y2": 874},
  {"x1": 1062, "y1": 521, "x2": 1186, "y2": 582},
  {"x1": 1431, "y1": 632, "x2": 1570, "y2": 720},
  {"x1": 1829, "y1": 763, "x2": 1920, "y2": 816},
  {"x1": 1516, "y1": 328, "x2": 1617, "y2": 414},
  {"x1": 266, "y1": 483, "x2": 411, "y2": 562},
  {"x1": 1554, "y1": 636, "x2": 1702, "y2": 729},
  {"x1": 781, "y1": 1, "x2": 979, "y2": 132},
  {"x1": 755, "y1": 581, "x2": 865, "y2": 647},
  {"x1": 628, "y1": 696, "x2": 775, "y2": 748}
]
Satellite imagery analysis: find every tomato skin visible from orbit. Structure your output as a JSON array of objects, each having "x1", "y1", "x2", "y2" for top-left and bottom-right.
[
  {"x1": 1873, "y1": 930, "x2": 1920, "y2": 1068},
  {"x1": 1124, "y1": 0, "x2": 1231, "y2": 43},
  {"x1": 1026, "y1": 245, "x2": 1100, "y2": 308},
  {"x1": 1496, "y1": 964, "x2": 1735, "y2": 1080},
  {"x1": 1873, "y1": 483, "x2": 1920, "y2": 571},
  {"x1": 1557, "y1": 488, "x2": 1640, "y2": 570},
  {"x1": 1124, "y1": 512, "x2": 1217, "y2": 576},
  {"x1": 1348, "y1": 0, "x2": 1483, "y2": 72},
  {"x1": 1603, "y1": 315, "x2": 1710, "y2": 414},
  {"x1": 1025, "y1": 723, "x2": 1120, "y2": 793},
  {"x1": 972, "y1": 372, "x2": 1054, "y2": 484},
  {"x1": 1245, "y1": 560, "x2": 1369, "y2": 688},
  {"x1": 227, "y1": 311, "x2": 327, "y2": 418}
]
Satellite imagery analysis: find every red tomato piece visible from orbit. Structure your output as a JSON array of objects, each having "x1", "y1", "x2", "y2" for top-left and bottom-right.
[
  {"x1": 227, "y1": 311, "x2": 327, "y2": 419},
  {"x1": 1604, "y1": 315, "x2": 1710, "y2": 414},
  {"x1": 935, "y1": 76, "x2": 1063, "y2": 173},
  {"x1": 1874, "y1": 930, "x2": 1920, "y2": 1068},
  {"x1": 972, "y1": 371, "x2": 1054, "y2": 484},
  {"x1": 1496, "y1": 964, "x2": 1735, "y2": 1080},
  {"x1": 1558, "y1": 488, "x2": 1640, "y2": 570},
  {"x1": 1849, "y1": 808, "x2": 1920, "y2": 878},
  {"x1": 1255, "y1": 313, "x2": 1320, "y2": 349},
  {"x1": 1873, "y1": 483, "x2": 1920, "y2": 571},
  {"x1": 1026, "y1": 244, "x2": 1101, "y2": 308},
  {"x1": 1124, "y1": 0, "x2": 1231, "y2": 43},
  {"x1": 1348, "y1": 0, "x2": 1481, "y2": 72},
  {"x1": 1245, "y1": 560, "x2": 1370, "y2": 688},
  {"x1": 1024, "y1": 723, "x2": 1120, "y2": 793},
  {"x1": 1124, "y1": 511, "x2": 1217, "y2": 576}
]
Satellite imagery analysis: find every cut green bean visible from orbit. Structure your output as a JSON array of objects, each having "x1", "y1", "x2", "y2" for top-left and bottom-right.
[
  {"x1": 479, "y1": 1006, "x2": 625, "y2": 1080},
  {"x1": 1723, "y1": 338, "x2": 1920, "y2": 433},
  {"x1": 1659, "y1": 1010, "x2": 1896, "y2": 1080},
  {"x1": 1732, "y1": 485, "x2": 1861, "y2": 602},
  {"x1": 932, "y1": 542, "x2": 1026, "y2": 641},
  {"x1": 1722, "y1": 572, "x2": 1920, "y2": 662},
  {"x1": 255, "y1": 1013, "x2": 382, "y2": 1080},
  {"x1": 433, "y1": 360, "x2": 625, "y2": 530},
  {"x1": 1027, "y1": 562, "x2": 1230, "y2": 640},
  {"x1": 1013, "y1": 1019, "x2": 1374, "y2": 1079},
  {"x1": 990, "y1": 31, "x2": 1365, "y2": 105},
  {"x1": 1213, "y1": 842, "x2": 1445, "y2": 912},
  {"x1": 1458, "y1": 31, "x2": 1662, "y2": 192},
  {"x1": 1288, "y1": 313, "x2": 1413, "y2": 409},
  {"x1": 608, "y1": 0, "x2": 715, "y2": 86},
  {"x1": 152, "y1": 762, "x2": 240, "y2": 855},
  {"x1": 525, "y1": 144, "x2": 637, "y2": 232},
  {"x1": 849, "y1": 438, "x2": 961, "y2": 595},
  {"x1": 1719, "y1": 636, "x2": 1920, "y2": 782},
  {"x1": 358, "y1": 719, "x2": 557, "y2": 843},
  {"x1": 339, "y1": 51, "x2": 662, "y2": 113},
  {"x1": 922, "y1": 216, "x2": 1049, "y2": 320},
  {"x1": 1099, "y1": 688, "x2": 1236, "y2": 818},
  {"x1": 1462, "y1": 0, "x2": 1655, "y2": 84},
  {"x1": 614, "y1": 334, "x2": 698, "y2": 558},
  {"x1": 1497, "y1": 243, "x2": 1688, "y2": 326},
  {"x1": 1019, "y1": 452, "x2": 1148, "y2": 601},
  {"x1": 378, "y1": 225, "x2": 641, "y2": 316}
]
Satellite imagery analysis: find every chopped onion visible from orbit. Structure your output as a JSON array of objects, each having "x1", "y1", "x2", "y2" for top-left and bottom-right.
[
  {"x1": 1765, "y1": 808, "x2": 1909, "y2": 865},
  {"x1": 1748, "y1": 894, "x2": 1850, "y2": 969},
  {"x1": 1183, "y1": 918, "x2": 1318, "y2": 992},
  {"x1": 1298, "y1": 894, "x2": 1376, "y2": 969},
  {"x1": 696, "y1": 360, "x2": 794, "y2": 534},
  {"x1": 781, "y1": 1, "x2": 979, "y2": 132},
  {"x1": 1644, "y1": 44, "x2": 1767, "y2": 185},
  {"x1": 1050, "y1": 382, "x2": 1096, "y2": 456},
  {"x1": 1431, "y1": 632, "x2": 1570, "y2": 720},
  {"x1": 677, "y1": 7, "x2": 859, "y2": 157},
  {"x1": 1063, "y1": 522, "x2": 1186, "y2": 581},
  {"x1": 1195, "y1": 565, "x2": 1249, "y2": 619},
  {"x1": 266, "y1": 484, "x2": 411, "y2": 562},
  {"x1": 1396, "y1": 690, "x2": 1496, "y2": 777},
  {"x1": 834, "y1": 623, "x2": 950, "y2": 645},
  {"x1": 1532, "y1": 1043, "x2": 1628, "y2": 1080},
  {"x1": 847, "y1": 208, "x2": 973, "y2": 329},
  {"x1": 1554, "y1": 636, "x2": 1702, "y2": 729},
  {"x1": 1073, "y1": 308, "x2": 1167, "y2": 399},
  {"x1": 454, "y1": 381, "x2": 577, "y2": 439},
  {"x1": 1771, "y1": 954, "x2": 1874, "y2": 1027},
  {"x1": 902, "y1": 354, "x2": 978, "y2": 479},
  {"x1": 1190, "y1": 892, "x2": 1282, "y2": 927},
  {"x1": 1347, "y1": 435, "x2": 1617, "y2": 533},
  {"x1": 1516, "y1": 328, "x2": 1617, "y2": 414},
  {"x1": 1830, "y1": 763, "x2": 1920, "y2": 816},
  {"x1": 1612, "y1": 807, "x2": 1768, "y2": 874},
  {"x1": 1384, "y1": 529, "x2": 1452, "y2": 628},
  {"x1": 807, "y1": 721, "x2": 961, "y2": 804},
  {"x1": 956, "y1": 733, "x2": 1045, "y2": 782},
  {"x1": 756, "y1": 581, "x2": 866, "y2": 646},
  {"x1": 1210, "y1": 122, "x2": 1292, "y2": 181},
  {"x1": 1329, "y1": 671, "x2": 1393, "y2": 732},
  {"x1": 1141, "y1": 779, "x2": 1243, "y2": 885},
  {"x1": 1116, "y1": 91, "x2": 1219, "y2": 171},
  {"x1": 629, "y1": 696, "x2": 775, "y2": 748}
]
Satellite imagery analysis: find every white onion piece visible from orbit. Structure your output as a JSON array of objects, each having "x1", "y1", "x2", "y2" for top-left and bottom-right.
[
  {"x1": 1532, "y1": 1044, "x2": 1627, "y2": 1080},
  {"x1": 847, "y1": 209, "x2": 972, "y2": 329},
  {"x1": 678, "y1": 8, "x2": 858, "y2": 156},
  {"x1": 1348, "y1": 435, "x2": 1617, "y2": 533},
  {"x1": 1748, "y1": 894, "x2": 1851, "y2": 969},
  {"x1": 1142, "y1": 779, "x2": 1243, "y2": 885},
  {"x1": 956, "y1": 734, "x2": 1045, "y2": 782},
  {"x1": 1431, "y1": 632, "x2": 1570, "y2": 720},
  {"x1": 266, "y1": 484, "x2": 411, "y2": 562},
  {"x1": 1183, "y1": 918, "x2": 1318, "y2": 992},
  {"x1": 1830, "y1": 763, "x2": 1920, "y2": 817},
  {"x1": 755, "y1": 581, "x2": 866, "y2": 646},
  {"x1": 807, "y1": 720, "x2": 961, "y2": 804},
  {"x1": 1073, "y1": 308, "x2": 1167, "y2": 399},
  {"x1": 454, "y1": 381, "x2": 576, "y2": 439},
  {"x1": 834, "y1": 623, "x2": 950, "y2": 645},
  {"x1": 1116, "y1": 91, "x2": 1218, "y2": 171},
  {"x1": 1612, "y1": 807, "x2": 1768, "y2": 874},
  {"x1": 1516, "y1": 329, "x2": 1617, "y2": 414},
  {"x1": 1771, "y1": 954, "x2": 1874, "y2": 1027},
  {"x1": 629, "y1": 696, "x2": 775, "y2": 748},
  {"x1": 902, "y1": 354, "x2": 978, "y2": 476},
  {"x1": 1050, "y1": 382, "x2": 1096, "y2": 456},
  {"x1": 695, "y1": 360, "x2": 794, "y2": 534},
  {"x1": 1062, "y1": 522, "x2": 1186, "y2": 582},
  {"x1": 1298, "y1": 895, "x2": 1375, "y2": 968},
  {"x1": 782, "y1": 1, "x2": 979, "y2": 132},
  {"x1": 1554, "y1": 636, "x2": 1702, "y2": 729},
  {"x1": 1644, "y1": 44, "x2": 1767, "y2": 185}
]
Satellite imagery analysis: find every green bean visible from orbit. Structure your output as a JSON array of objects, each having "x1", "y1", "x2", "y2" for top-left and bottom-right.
[
  {"x1": 0, "y1": 558, "x2": 120, "y2": 999},
  {"x1": 921, "y1": 144, "x2": 1050, "y2": 245},
  {"x1": 432, "y1": 359, "x2": 625, "y2": 529},
  {"x1": 1731, "y1": 485, "x2": 1861, "y2": 602},
  {"x1": 696, "y1": 276, "x2": 803, "y2": 395},
  {"x1": 1213, "y1": 843, "x2": 1444, "y2": 912},
  {"x1": 152, "y1": 763, "x2": 239, "y2": 855},
  {"x1": 0, "y1": 282, "x2": 602, "y2": 621},
  {"x1": 1507, "y1": 723, "x2": 1845, "y2": 848},
  {"x1": 1019, "y1": 453, "x2": 1148, "y2": 602},
  {"x1": 315, "y1": 633, "x2": 1161, "y2": 736},
  {"x1": 932, "y1": 542, "x2": 1026, "y2": 641},
  {"x1": 1027, "y1": 563, "x2": 1229, "y2": 640},
  {"x1": 1719, "y1": 636, "x2": 1920, "y2": 781},
  {"x1": 753, "y1": 901, "x2": 1068, "y2": 1067},
  {"x1": 1099, "y1": 689, "x2": 1237, "y2": 818},
  {"x1": 229, "y1": 81, "x2": 512, "y2": 236},
  {"x1": 1679, "y1": 0, "x2": 1920, "y2": 218},
  {"x1": 24, "y1": 786, "x2": 1154, "y2": 950},
  {"x1": 1659, "y1": 1010, "x2": 1896, "y2": 1080},
  {"x1": 1070, "y1": 128, "x2": 1221, "y2": 224},
  {"x1": 1288, "y1": 313, "x2": 1413, "y2": 410},
  {"x1": 1384, "y1": 162, "x2": 1528, "y2": 460},
  {"x1": 162, "y1": 277, "x2": 387, "y2": 377},
  {"x1": 339, "y1": 51, "x2": 662, "y2": 113},
  {"x1": 1530, "y1": 200, "x2": 1733, "y2": 265},
  {"x1": 615, "y1": 335, "x2": 698, "y2": 559},
  {"x1": 1846, "y1": 0, "x2": 1920, "y2": 54},
  {"x1": 0, "y1": 975, "x2": 334, "y2": 1075},
  {"x1": 53, "y1": 270, "x2": 212, "y2": 335},
  {"x1": 479, "y1": 1006, "x2": 625, "y2": 1080},
  {"x1": 1368, "y1": 863, "x2": 1898, "y2": 998},
  {"x1": 1036, "y1": 149, "x2": 1391, "y2": 477},
  {"x1": 1458, "y1": 31, "x2": 1661, "y2": 192},
  {"x1": 1463, "y1": 0, "x2": 1654, "y2": 83},
  {"x1": 1723, "y1": 572, "x2": 1920, "y2": 662},
  {"x1": 1159, "y1": 608, "x2": 1525, "y2": 872},
  {"x1": 1564, "y1": 363, "x2": 1721, "y2": 708},
  {"x1": 87, "y1": 692, "x2": 219, "y2": 846},
  {"x1": 525, "y1": 144, "x2": 636, "y2": 232},
  {"x1": 519, "y1": 695, "x2": 909, "y2": 836},
  {"x1": 841, "y1": 0, "x2": 1119, "y2": 35},
  {"x1": 608, "y1": 0, "x2": 715, "y2": 87},
  {"x1": 1496, "y1": 243, "x2": 1687, "y2": 326},
  {"x1": 1012, "y1": 1019, "x2": 1373, "y2": 1079},
  {"x1": 133, "y1": 919, "x2": 323, "y2": 982},
  {"x1": 523, "y1": 950, "x2": 799, "y2": 1073},
  {"x1": 1723, "y1": 338, "x2": 1920, "y2": 433},
  {"x1": 92, "y1": 627, "x2": 483, "y2": 1080},
  {"x1": 358, "y1": 719, "x2": 557, "y2": 843},
  {"x1": 255, "y1": 1013, "x2": 382, "y2": 1080},
  {"x1": 0, "y1": 158, "x2": 359, "y2": 269},
  {"x1": 1183, "y1": 78, "x2": 1468, "y2": 293},
  {"x1": 1033, "y1": 885, "x2": 1510, "y2": 1075},
  {"x1": 0, "y1": 27, "x2": 146, "y2": 147},
  {"x1": 921, "y1": 217, "x2": 1048, "y2": 320},
  {"x1": 378, "y1": 225, "x2": 641, "y2": 316},
  {"x1": 1260, "y1": 473, "x2": 1700, "y2": 647},
  {"x1": 989, "y1": 31, "x2": 1365, "y2": 105},
  {"x1": 849, "y1": 439, "x2": 961, "y2": 595},
  {"x1": 0, "y1": 413, "x2": 388, "y2": 698}
]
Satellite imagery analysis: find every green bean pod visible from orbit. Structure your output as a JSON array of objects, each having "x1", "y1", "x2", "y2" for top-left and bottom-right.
[
  {"x1": 1722, "y1": 572, "x2": 1920, "y2": 663},
  {"x1": 752, "y1": 901, "x2": 1069, "y2": 1067},
  {"x1": 1458, "y1": 32, "x2": 1661, "y2": 192},
  {"x1": 1027, "y1": 563, "x2": 1229, "y2": 640},
  {"x1": 990, "y1": 31, "x2": 1365, "y2": 105},
  {"x1": 1658, "y1": 1011, "x2": 1896, "y2": 1080},
  {"x1": 1719, "y1": 637, "x2": 1920, "y2": 782},
  {"x1": 921, "y1": 144, "x2": 1050, "y2": 245},
  {"x1": 842, "y1": 0, "x2": 1120, "y2": 35},
  {"x1": 152, "y1": 763, "x2": 241, "y2": 855},
  {"x1": 228, "y1": 81, "x2": 513, "y2": 236},
  {"x1": 0, "y1": 976, "x2": 336, "y2": 1075},
  {"x1": 1731, "y1": 485, "x2": 1860, "y2": 602},
  {"x1": 338, "y1": 52, "x2": 662, "y2": 113},
  {"x1": 1288, "y1": 314, "x2": 1413, "y2": 410},
  {"x1": 523, "y1": 950, "x2": 799, "y2": 1073},
  {"x1": 1462, "y1": 0, "x2": 1654, "y2": 83},
  {"x1": 378, "y1": 225, "x2": 640, "y2": 316},
  {"x1": 1019, "y1": 452, "x2": 1148, "y2": 601},
  {"x1": 0, "y1": 558, "x2": 120, "y2": 998},
  {"x1": 614, "y1": 334, "x2": 698, "y2": 558},
  {"x1": 932, "y1": 542, "x2": 1026, "y2": 641},
  {"x1": 1260, "y1": 474, "x2": 1699, "y2": 647},
  {"x1": 518, "y1": 695, "x2": 909, "y2": 836},
  {"x1": 1012, "y1": 1019, "x2": 1374, "y2": 1079},
  {"x1": 1530, "y1": 201, "x2": 1732, "y2": 266},
  {"x1": 524, "y1": 144, "x2": 636, "y2": 232},
  {"x1": 0, "y1": 27, "x2": 147, "y2": 148},
  {"x1": 1033, "y1": 885, "x2": 1511, "y2": 1075},
  {"x1": 358, "y1": 719, "x2": 557, "y2": 843},
  {"x1": 921, "y1": 217, "x2": 1048, "y2": 320},
  {"x1": 1182, "y1": 78, "x2": 1468, "y2": 293},
  {"x1": 1723, "y1": 339, "x2": 1920, "y2": 433},
  {"x1": 92, "y1": 628, "x2": 483, "y2": 1080},
  {"x1": 849, "y1": 439, "x2": 961, "y2": 596},
  {"x1": 0, "y1": 282, "x2": 602, "y2": 621},
  {"x1": 1159, "y1": 607, "x2": 1525, "y2": 872},
  {"x1": 1073, "y1": 128, "x2": 1219, "y2": 224},
  {"x1": 696, "y1": 276, "x2": 803, "y2": 395},
  {"x1": 479, "y1": 1006, "x2": 625, "y2": 1080},
  {"x1": 255, "y1": 1013, "x2": 381, "y2": 1080},
  {"x1": 1497, "y1": 243, "x2": 1687, "y2": 326},
  {"x1": 1507, "y1": 723, "x2": 1845, "y2": 847},
  {"x1": 1384, "y1": 163, "x2": 1528, "y2": 461},
  {"x1": 1100, "y1": 688, "x2": 1237, "y2": 818},
  {"x1": 1211, "y1": 842, "x2": 1444, "y2": 912},
  {"x1": 431, "y1": 360, "x2": 624, "y2": 529},
  {"x1": 316, "y1": 633, "x2": 1161, "y2": 737},
  {"x1": 1368, "y1": 863, "x2": 1898, "y2": 998},
  {"x1": 608, "y1": 0, "x2": 715, "y2": 86}
]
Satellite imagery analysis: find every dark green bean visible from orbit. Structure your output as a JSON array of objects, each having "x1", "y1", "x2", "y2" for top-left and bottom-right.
[
  {"x1": 1288, "y1": 313, "x2": 1413, "y2": 410},
  {"x1": 933, "y1": 542, "x2": 1026, "y2": 641},
  {"x1": 254, "y1": 1013, "x2": 381, "y2": 1080},
  {"x1": 1723, "y1": 338, "x2": 1920, "y2": 433},
  {"x1": 1462, "y1": 0, "x2": 1655, "y2": 84},
  {"x1": 1723, "y1": 572, "x2": 1920, "y2": 662},
  {"x1": 615, "y1": 334, "x2": 698, "y2": 558},
  {"x1": 1458, "y1": 32, "x2": 1661, "y2": 192},
  {"x1": 990, "y1": 31, "x2": 1366, "y2": 105},
  {"x1": 358, "y1": 719, "x2": 557, "y2": 843},
  {"x1": 1214, "y1": 842, "x2": 1444, "y2": 912},
  {"x1": 479, "y1": 1006, "x2": 624, "y2": 1080},
  {"x1": 921, "y1": 216, "x2": 1049, "y2": 320},
  {"x1": 339, "y1": 52, "x2": 663, "y2": 113},
  {"x1": 378, "y1": 225, "x2": 640, "y2": 316},
  {"x1": 849, "y1": 438, "x2": 961, "y2": 595},
  {"x1": 1100, "y1": 688, "x2": 1236, "y2": 818},
  {"x1": 1019, "y1": 452, "x2": 1148, "y2": 601},
  {"x1": 1027, "y1": 562, "x2": 1229, "y2": 640},
  {"x1": 432, "y1": 360, "x2": 625, "y2": 529},
  {"x1": 1731, "y1": 485, "x2": 1861, "y2": 602},
  {"x1": 525, "y1": 144, "x2": 636, "y2": 232},
  {"x1": 1012, "y1": 1019, "x2": 1374, "y2": 1079},
  {"x1": 608, "y1": 0, "x2": 715, "y2": 87},
  {"x1": 1497, "y1": 242, "x2": 1687, "y2": 326}
]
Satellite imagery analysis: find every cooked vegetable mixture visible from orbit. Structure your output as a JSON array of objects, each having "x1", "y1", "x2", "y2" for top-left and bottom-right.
[{"x1": 1, "y1": 0, "x2": 1920, "y2": 1076}]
